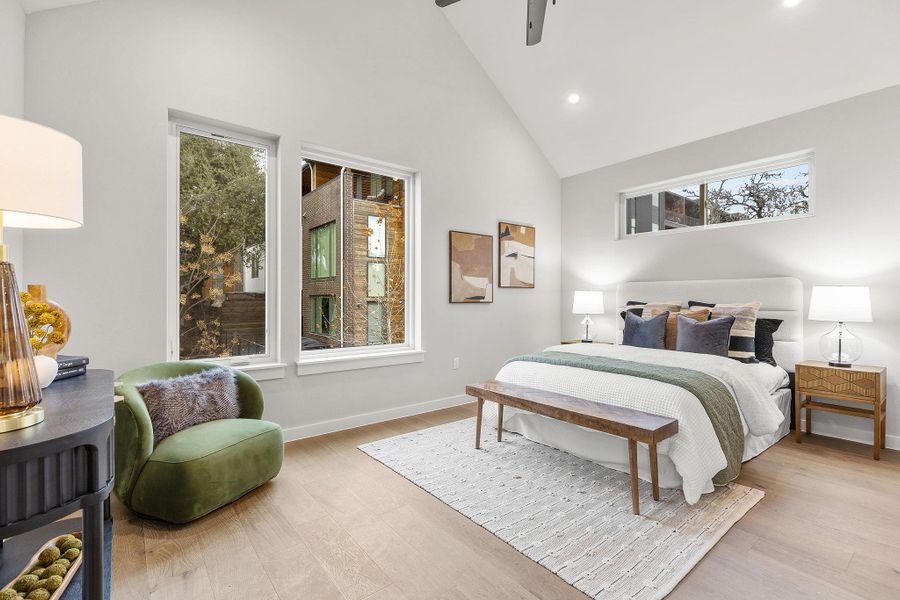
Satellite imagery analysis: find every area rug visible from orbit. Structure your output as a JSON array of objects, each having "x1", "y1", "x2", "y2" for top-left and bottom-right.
[{"x1": 359, "y1": 418, "x2": 763, "y2": 600}]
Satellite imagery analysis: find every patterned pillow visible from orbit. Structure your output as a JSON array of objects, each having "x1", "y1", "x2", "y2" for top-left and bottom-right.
[
  {"x1": 689, "y1": 300, "x2": 762, "y2": 363},
  {"x1": 675, "y1": 314, "x2": 735, "y2": 357},
  {"x1": 136, "y1": 368, "x2": 241, "y2": 446},
  {"x1": 622, "y1": 311, "x2": 669, "y2": 350}
]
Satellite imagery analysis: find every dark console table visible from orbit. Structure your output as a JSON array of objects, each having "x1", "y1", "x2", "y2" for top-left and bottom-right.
[{"x1": 0, "y1": 370, "x2": 114, "y2": 600}]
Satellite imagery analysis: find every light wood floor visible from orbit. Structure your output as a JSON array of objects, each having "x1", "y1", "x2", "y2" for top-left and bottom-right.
[{"x1": 111, "y1": 404, "x2": 900, "y2": 600}]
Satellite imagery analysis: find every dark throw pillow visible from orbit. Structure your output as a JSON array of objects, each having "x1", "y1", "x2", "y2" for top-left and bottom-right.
[
  {"x1": 137, "y1": 368, "x2": 240, "y2": 446},
  {"x1": 687, "y1": 300, "x2": 715, "y2": 309},
  {"x1": 620, "y1": 300, "x2": 647, "y2": 321},
  {"x1": 622, "y1": 311, "x2": 669, "y2": 350},
  {"x1": 754, "y1": 318, "x2": 783, "y2": 367},
  {"x1": 675, "y1": 314, "x2": 736, "y2": 357}
]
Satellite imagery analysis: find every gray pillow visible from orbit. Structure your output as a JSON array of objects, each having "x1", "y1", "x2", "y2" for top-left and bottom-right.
[
  {"x1": 137, "y1": 368, "x2": 240, "y2": 446},
  {"x1": 622, "y1": 311, "x2": 669, "y2": 350},
  {"x1": 675, "y1": 313, "x2": 736, "y2": 357}
]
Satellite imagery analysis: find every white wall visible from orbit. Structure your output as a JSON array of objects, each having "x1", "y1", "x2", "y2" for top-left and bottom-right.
[
  {"x1": 562, "y1": 85, "x2": 900, "y2": 449},
  {"x1": 0, "y1": 0, "x2": 26, "y2": 278},
  {"x1": 23, "y1": 0, "x2": 562, "y2": 437}
]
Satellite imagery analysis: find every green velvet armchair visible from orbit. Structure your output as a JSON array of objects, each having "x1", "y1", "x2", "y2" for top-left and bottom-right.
[{"x1": 114, "y1": 362, "x2": 283, "y2": 524}]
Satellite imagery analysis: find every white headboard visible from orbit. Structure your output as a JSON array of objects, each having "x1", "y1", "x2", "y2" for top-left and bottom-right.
[{"x1": 616, "y1": 277, "x2": 804, "y2": 372}]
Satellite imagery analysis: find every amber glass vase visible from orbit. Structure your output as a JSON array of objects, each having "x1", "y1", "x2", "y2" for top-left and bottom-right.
[{"x1": 0, "y1": 261, "x2": 42, "y2": 416}]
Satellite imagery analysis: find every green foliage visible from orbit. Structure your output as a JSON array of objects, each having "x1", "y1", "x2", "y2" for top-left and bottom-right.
[{"x1": 179, "y1": 133, "x2": 266, "y2": 261}]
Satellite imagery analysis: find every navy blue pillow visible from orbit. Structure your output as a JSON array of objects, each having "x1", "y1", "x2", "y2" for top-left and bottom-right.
[
  {"x1": 675, "y1": 314, "x2": 735, "y2": 357},
  {"x1": 622, "y1": 311, "x2": 668, "y2": 350}
]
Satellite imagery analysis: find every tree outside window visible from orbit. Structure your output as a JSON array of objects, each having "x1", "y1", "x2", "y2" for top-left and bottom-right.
[{"x1": 178, "y1": 131, "x2": 268, "y2": 360}]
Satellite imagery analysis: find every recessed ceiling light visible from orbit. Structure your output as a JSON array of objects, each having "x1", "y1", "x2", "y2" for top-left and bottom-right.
[
  {"x1": 567, "y1": 93, "x2": 581, "y2": 105},
  {"x1": 782, "y1": 0, "x2": 803, "y2": 7}
]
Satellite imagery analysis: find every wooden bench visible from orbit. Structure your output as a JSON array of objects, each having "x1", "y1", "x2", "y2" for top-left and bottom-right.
[{"x1": 465, "y1": 380, "x2": 679, "y2": 515}]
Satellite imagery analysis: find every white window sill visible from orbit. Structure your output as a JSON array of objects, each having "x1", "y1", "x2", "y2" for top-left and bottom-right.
[
  {"x1": 296, "y1": 349, "x2": 426, "y2": 376},
  {"x1": 233, "y1": 362, "x2": 287, "y2": 381}
]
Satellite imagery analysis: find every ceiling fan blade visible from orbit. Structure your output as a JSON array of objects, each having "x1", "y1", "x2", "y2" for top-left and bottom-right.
[
  {"x1": 526, "y1": 0, "x2": 548, "y2": 46},
  {"x1": 435, "y1": 0, "x2": 463, "y2": 7}
]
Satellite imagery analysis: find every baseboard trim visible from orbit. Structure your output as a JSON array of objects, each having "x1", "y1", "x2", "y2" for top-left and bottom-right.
[
  {"x1": 799, "y1": 419, "x2": 898, "y2": 451},
  {"x1": 281, "y1": 394, "x2": 473, "y2": 442}
]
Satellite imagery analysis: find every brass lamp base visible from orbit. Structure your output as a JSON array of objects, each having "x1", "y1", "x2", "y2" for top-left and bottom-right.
[{"x1": 0, "y1": 406, "x2": 45, "y2": 433}]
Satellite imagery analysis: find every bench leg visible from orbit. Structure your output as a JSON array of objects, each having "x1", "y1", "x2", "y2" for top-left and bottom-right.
[
  {"x1": 475, "y1": 397, "x2": 484, "y2": 449},
  {"x1": 497, "y1": 404, "x2": 504, "y2": 442},
  {"x1": 628, "y1": 438, "x2": 640, "y2": 515},
  {"x1": 649, "y1": 441, "x2": 660, "y2": 501}
]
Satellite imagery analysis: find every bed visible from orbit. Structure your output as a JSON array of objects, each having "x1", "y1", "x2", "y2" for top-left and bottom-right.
[{"x1": 487, "y1": 277, "x2": 803, "y2": 504}]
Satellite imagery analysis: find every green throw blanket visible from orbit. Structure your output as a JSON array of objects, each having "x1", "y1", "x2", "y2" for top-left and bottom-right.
[{"x1": 504, "y1": 351, "x2": 743, "y2": 485}]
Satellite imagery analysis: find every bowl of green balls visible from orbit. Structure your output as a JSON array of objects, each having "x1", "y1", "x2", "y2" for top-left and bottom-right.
[{"x1": 0, "y1": 533, "x2": 82, "y2": 600}]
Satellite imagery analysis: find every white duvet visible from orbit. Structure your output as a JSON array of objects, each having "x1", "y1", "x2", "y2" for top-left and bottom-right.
[{"x1": 492, "y1": 343, "x2": 789, "y2": 504}]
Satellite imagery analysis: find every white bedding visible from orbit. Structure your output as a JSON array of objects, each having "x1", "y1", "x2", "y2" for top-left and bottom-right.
[{"x1": 489, "y1": 343, "x2": 789, "y2": 504}]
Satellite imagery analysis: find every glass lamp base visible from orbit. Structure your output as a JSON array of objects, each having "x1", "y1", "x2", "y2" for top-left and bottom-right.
[
  {"x1": 0, "y1": 406, "x2": 44, "y2": 433},
  {"x1": 0, "y1": 261, "x2": 44, "y2": 420},
  {"x1": 580, "y1": 314, "x2": 595, "y2": 343},
  {"x1": 819, "y1": 322, "x2": 863, "y2": 369}
]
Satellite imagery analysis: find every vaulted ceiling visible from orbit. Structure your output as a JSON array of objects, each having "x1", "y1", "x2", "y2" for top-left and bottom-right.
[
  {"x1": 21, "y1": 1, "x2": 900, "y2": 178},
  {"x1": 441, "y1": 0, "x2": 900, "y2": 177}
]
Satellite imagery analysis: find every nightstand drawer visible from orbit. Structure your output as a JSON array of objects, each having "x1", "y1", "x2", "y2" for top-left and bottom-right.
[{"x1": 796, "y1": 364, "x2": 881, "y2": 400}]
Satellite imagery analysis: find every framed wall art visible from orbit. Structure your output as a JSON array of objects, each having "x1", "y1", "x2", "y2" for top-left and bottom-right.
[
  {"x1": 449, "y1": 230, "x2": 493, "y2": 303},
  {"x1": 498, "y1": 222, "x2": 535, "y2": 288}
]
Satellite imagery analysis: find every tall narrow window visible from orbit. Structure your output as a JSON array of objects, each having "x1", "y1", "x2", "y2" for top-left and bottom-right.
[
  {"x1": 310, "y1": 222, "x2": 336, "y2": 279},
  {"x1": 367, "y1": 262, "x2": 386, "y2": 297},
  {"x1": 367, "y1": 215, "x2": 386, "y2": 258},
  {"x1": 301, "y1": 154, "x2": 410, "y2": 353},
  {"x1": 311, "y1": 295, "x2": 336, "y2": 336},
  {"x1": 367, "y1": 302, "x2": 385, "y2": 344},
  {"x1": 172, "y1": 122, "x2": 276, "y2": 363}
]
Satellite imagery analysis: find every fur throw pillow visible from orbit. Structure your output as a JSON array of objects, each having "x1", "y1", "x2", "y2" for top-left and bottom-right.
[{"x1": 137, "y1": 368, "x2": 240, "y2": 446}]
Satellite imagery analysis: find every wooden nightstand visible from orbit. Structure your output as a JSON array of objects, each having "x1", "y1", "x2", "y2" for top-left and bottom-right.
[
  {"x1": 560, "y1": 340, "x2": 583, "y2": 345},
  {"x1": 795, "y1": 360, "x2": 887, "y2": 459}
]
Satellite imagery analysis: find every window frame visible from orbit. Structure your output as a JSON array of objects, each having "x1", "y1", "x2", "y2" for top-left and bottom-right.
[
  {"x1": 617, "y1": 150, "x2": 815, "y2": 240},
  {"x1": 297, "y1": 145, "x2": 424, "y2": 375},
  {"x1": 166, "y1": 116, "x2": 281, "y2": 377}
]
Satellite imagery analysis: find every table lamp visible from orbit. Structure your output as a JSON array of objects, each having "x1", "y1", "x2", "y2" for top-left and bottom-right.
[
  {"x1": 808, "y1": 285, "x2": 871, "y2": 368},
  {"x1": 0, "y1": 115, "x2": 83, "y2": 432},
  {"x1": 572, "y1": 290, "x2": 604, "y2": 343}
]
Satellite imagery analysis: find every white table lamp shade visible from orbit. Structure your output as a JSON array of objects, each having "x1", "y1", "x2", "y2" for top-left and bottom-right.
[
  {"x1": 572, "y1": 291, "x2": 604, "y2": 315},
  {"x1": 0, "y1": 115, "x2": 83, "y2": 228},
  {"x1": 0, "y1": 116, "x2": 83, "y2": 433},
  {"x1": 808, "y1": 286, "x2": 872, "y2": 322}
]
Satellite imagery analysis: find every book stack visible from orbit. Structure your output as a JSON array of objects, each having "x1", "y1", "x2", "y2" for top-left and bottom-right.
[{"x1": 54, "y1": 354, "x2": 89, "y2": 382}]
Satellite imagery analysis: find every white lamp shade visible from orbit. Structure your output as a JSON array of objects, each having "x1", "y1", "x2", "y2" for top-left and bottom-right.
[
  {"x1": 0, "y1": 115, "x2": 83, "y2": 229},
  {"x1": 572, "y1": 290, "x2": 604, "y2": 315},
  {"x1": 808, "y1": 286, "x2": 872, "y2": 322}
]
